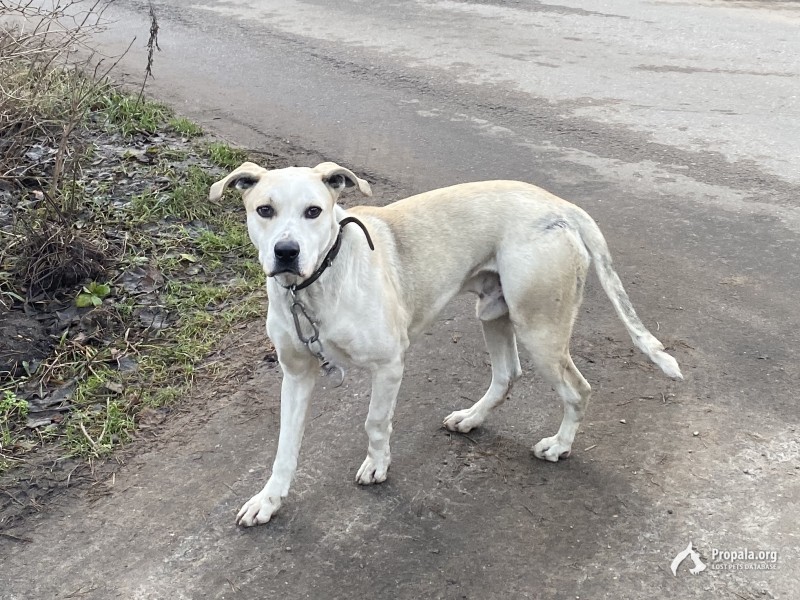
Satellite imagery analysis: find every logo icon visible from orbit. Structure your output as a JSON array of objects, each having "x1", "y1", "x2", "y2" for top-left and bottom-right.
[{"x1": 671, "y1": 541, "x2": 707, "y2": 576}]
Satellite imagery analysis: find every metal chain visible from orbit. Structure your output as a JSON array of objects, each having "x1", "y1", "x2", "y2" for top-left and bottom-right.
[
  {"x1": 289, "y1": 286, "x2": 345, "y2": 387},
  {"x1": 281, "y1": 216, "x2": 375, "y2": 388}
]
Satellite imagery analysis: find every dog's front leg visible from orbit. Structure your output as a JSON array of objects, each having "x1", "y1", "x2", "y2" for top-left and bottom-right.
[
  {"x1": 356, "y1": 358, "x2": 405, "y2": 485},
  {"x1": 237, "y1": 353, "x2": 317, "y2": 527}
]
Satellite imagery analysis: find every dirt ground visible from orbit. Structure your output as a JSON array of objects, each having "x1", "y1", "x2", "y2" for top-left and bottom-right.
[
  {"x1": 2, "y1": 0, "x2": 799, "y2": 598},
  {"x1": 1, "y1": 156, "x2": 797, "y2": 597}
]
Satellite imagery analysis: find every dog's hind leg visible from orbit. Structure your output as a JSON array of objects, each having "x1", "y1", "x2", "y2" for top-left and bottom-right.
[
  {"x1": 497, "y1": 228, "x2": 592, "y2": 461},
  {"x1": 356, "y1": 357, "x2": 405, "y2": 485},
  {"x1": 443, "y1": 312, "x2": 522, "y2": 433},
  {"x1": 519, "y1": 325, "x2": 592, "y2": 462},
  {"x1": 533, "y1": 354, "x2": 591, "y2": 462}
]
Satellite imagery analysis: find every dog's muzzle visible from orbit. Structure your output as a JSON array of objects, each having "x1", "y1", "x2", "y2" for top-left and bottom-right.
[{"x1": 273, "y1": 240, "x2": 301, "y2": 275}]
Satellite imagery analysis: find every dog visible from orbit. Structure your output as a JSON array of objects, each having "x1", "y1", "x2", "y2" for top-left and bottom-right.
[{"x1": 209, "y1": 161, "x2": 683, "y2": 527}]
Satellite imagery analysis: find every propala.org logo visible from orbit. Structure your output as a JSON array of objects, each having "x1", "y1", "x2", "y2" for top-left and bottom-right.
[{"x1": 671, "y1": 541, "x2": 707, "y2": 576}]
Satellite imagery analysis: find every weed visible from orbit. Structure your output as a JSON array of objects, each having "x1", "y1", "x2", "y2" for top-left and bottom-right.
[
  {"x1": 75, "y1": 281, "x2": 112, "y2": 308},
  {"x1": 94, "y1": 87, "x2": 170, "y2": 137},
  {"x1": 128, "y1": 190, "x2": 161, "y2": 220},
  {"x1": 169, "y1": 117, "x2": 203, "y2": 137},
  {"x1": 192, "y1": 216, "x2": 257, "y2": 275},
  {"x1": 17, "y1": 223, "x2": 106, "y2": 299},
  {"x1": 1, "y1": 1, "x2": 275, "y2": 475},
  {"x1": 115, "y1": 297, "x2": 137, "y2": 319},
  {"x1": 0, "y1": 391, "x2": 28, "y2": 451},
  {"x1": 128, "y1": 165, "x2": 216, "y2": 221},
  {"x1": 0, "y1": 4, "x2": 108, "y2": 197},
  {"x1": 219, "y1": 215, "x2": 253, "y2": 250},
  {"x1": 53, "y1": 169, "x2": 265, "y2": 459},
  {"x1": 169, "y1": 165, "x2": 218, "y2": 219},
  {"x1": 195, "y1": 220, "x2": 249, "y2": 258},
  {"x1": 139, "y1": 385, "x2": 186, "y2": 409},
  {"x1": 207, "y1": 142, "x2": 248, "y2": 170},
  {"x1": 66, "y1": 399, "x2": 134, "y2": 457}
]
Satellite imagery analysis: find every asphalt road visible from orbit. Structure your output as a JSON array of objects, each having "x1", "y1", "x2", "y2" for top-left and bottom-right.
[{"x1": 3, "y1": 1, "x2": 799, "y2": 598}]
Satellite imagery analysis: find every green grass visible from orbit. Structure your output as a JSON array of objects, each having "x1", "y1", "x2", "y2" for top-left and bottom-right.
[
  {"x1": 62, "y1": 162, "x2": 265, "y2": 457},
  {"x1": 58, "y1": 266, "x2": 265, "y2": 459},
  {"x1": 0, "y1": 391, "x2": 28, "y2": 451},
  {"x1": 0, "y1": 390, "x2": 32, "y2": 471},
  {"x1": 206, "y1": 142, "x2": 248, "y2": 170},
  {"x1": 129, "y1": 151, "x2": 253, "y2": 223},
  {"x1": 95, "y1": 87, "x2": 170, "y2": 137},
  {"x1": 194, "y1": 215, "x2": 252, "y2": 259},
  {"x1": 1, "y1": 51, "x2": 279, "y2": 469},
  {"x1": 66, "y1": 399, "x2": 134, "y2": 457},
  {"x1": 130, "y1": 165, "x2": 216, "y2": 221},
  {"x1": 169, "y1": 116, "x2": 203, "y2": 137},
  {"x1": 167, "y1": 165, "x2": 217, "y2": 219}
]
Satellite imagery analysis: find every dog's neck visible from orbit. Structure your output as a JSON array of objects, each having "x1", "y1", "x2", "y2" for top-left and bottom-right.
[{"x1": 292, "y1": 211, "x2": 374, "y2": 293}]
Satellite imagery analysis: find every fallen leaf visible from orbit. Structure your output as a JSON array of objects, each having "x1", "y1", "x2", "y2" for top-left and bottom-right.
[{"x1": 105, "y1": 381, "x2": 124, "y2": 394}]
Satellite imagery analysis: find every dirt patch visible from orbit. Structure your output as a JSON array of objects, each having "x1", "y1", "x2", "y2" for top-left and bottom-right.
[{"x1": 0, "y1": 310, "x2": 51, "y2": 378}]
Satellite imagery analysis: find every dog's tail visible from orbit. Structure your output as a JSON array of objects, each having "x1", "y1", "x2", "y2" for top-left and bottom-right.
[{"x1": 572, "y1": 208, "x2": 683, "y2": 380}]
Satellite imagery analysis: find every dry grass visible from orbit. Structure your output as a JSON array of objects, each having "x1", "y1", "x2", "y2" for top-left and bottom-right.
[
  {"x1": 16, "y1": 220, "x2": 106, "y2": 298},
  {"x1": 0, "y1": 1, "x2": 163, "y2": 302},
  {"x1": 0, "y1": 1, "x2": 124, "y2": 194}
]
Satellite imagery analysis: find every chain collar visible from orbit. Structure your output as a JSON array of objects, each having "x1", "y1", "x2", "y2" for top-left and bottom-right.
[
  {"x1": 289, "y1": 286, "x2": 344, "y2": 386},
  {"x1": 285, "y1": 216, "x2": 375, "y2": 386},
  {"x1": 291, "y1": 216, "x2": 374, "y2": 292}
]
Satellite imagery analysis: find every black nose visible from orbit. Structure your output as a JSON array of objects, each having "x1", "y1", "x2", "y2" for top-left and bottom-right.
[{"x1": 274, "y1": 240, "x2": 300, "y2": 262}]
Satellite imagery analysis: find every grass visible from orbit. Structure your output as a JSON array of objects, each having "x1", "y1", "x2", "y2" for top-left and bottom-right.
[
  {"x1": 1, "y1": 70, "x2": 265, "y2": 465},
  {"x1": 207, "y1": 142, "x2": 248, "y2": 169},
  {"x1": 54, "y1": 153, "x2": 264, "y2": 459},
  {"x1": 63, "y1": 365, "x2": 133, "y2": 456},
  {"x1": 66, "y1": 399, "x2": 135, "y2": 457},
  {"x1": 0, "y1": 391, "x2": 28, "y2": 458},
  {"x1": 95, "y1": 87, "x2": 170, "y2": 137},
  {"x1": 169, "y1": 117, "x2": 203, "y2": 137},
  {"x1": 0, "y1": 392, "x2": 28, "y2": 472},
  {"x1": 130, "y1": 165, "x2": 217, "y2": 221},
  {"x1": 50, "y1": 182, "x2": 265, "y2": 460}
]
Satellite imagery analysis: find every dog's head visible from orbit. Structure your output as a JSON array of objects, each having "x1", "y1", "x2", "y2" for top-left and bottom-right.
[{"x1": 210, "y1": 161, "x2": 372, "y2": 287}]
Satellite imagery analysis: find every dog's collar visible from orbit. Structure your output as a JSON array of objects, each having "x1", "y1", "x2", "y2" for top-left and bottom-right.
[{"x1": 288, "y1": 216, "x2": 374, "y2": 292}]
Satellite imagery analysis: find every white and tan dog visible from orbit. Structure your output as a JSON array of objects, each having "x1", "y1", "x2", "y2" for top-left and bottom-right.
[{"x1": 209, "y1": 162, "x2": 683, "y2": 527}]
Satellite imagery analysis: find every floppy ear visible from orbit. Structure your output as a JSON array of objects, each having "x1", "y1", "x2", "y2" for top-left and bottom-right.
[
  {"x1": 209, "y1": 162, "x2": 267, "y2": 201},
  {"x1": 313, "y1": 162, "x2": 372, "y2": 197}
]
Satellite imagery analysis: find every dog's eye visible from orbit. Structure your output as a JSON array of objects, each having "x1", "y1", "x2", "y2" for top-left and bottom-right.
[
  {"x1": 305, "y1": 206, "x2": 322, "y2": 219},
  {"x1": 256, "y1": 205, "x2": 274, "y2": 219}
]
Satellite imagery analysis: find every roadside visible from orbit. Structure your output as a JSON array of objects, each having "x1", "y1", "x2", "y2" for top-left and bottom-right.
[
  {"x1": 0, "y1": 4, "x2": 276, "y2": 529},
  {"x1": 1, "y1": 1, "x2": 798, "y2": 599}
]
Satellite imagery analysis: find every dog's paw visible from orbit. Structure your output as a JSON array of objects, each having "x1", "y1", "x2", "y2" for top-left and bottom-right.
[
  {"x1": 443, "y1": 408, "x2": 482, "y2": 433},
  {"x1": 533, "y1": 436, "x2": 572, "y2": 462},
  {"x1": 356, "y1": 455, "x2": 389, "y2": 485},
  {"x1": 236, "y1": 492, "x2": 282, "y2": 527}
]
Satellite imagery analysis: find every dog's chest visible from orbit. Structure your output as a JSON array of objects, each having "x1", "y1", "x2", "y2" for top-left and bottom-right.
[
  {"x1": 314, "y1": 325, "x2": 376, "y2": 368},
  {"x1": 273, "y1": 285, "x2": 400, "y2": 369}
]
